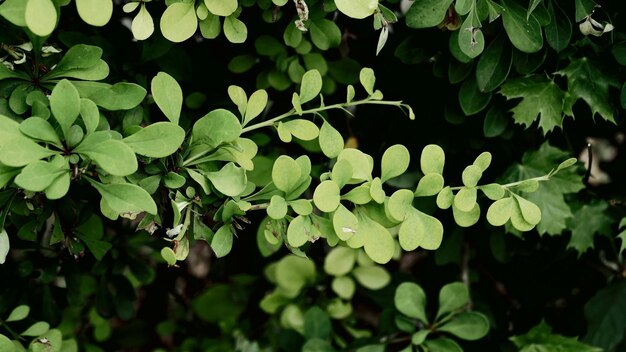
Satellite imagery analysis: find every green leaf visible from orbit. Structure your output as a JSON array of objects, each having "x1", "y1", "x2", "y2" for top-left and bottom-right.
[
  {"x1": 21, "y1": 321, "x2": 50, "y2": 336},
  {"x1": 405, "y1": 0, "x2": 454, "y2": 28},
  {"x1": 14, "y1": 160, "x2": 67, "y2": 192},
  {"x1": 556, "y1": 57, "x2": 618, "y2": 123},
  {"x1": 76, "y1": 0, "x2": 113, "y2": 26},
  {"x1": 19, "y1": 117, "x2": 62, "y2": 147},
  {"x1": 204, "y1": 0, "x2": 237, "y2": 17},
  {"x1": 545, "y1": 0, "x2": 572, "y2": 53},
  {"x1": 223, "y1": 16, "x2": 247, "y2": 44},
  {"x1": 501, "y1": 0, "x2": 543, "y2": 53},
  {"x1": 334, "y1": 0, "x2": 378, "y2": 19},
  {"x1": 436, "y1": 282, "x2": 469, "y2": 319},
  {"x1": 421, "y1": 144, "x2": 445, "y2": 175},
  {"x1": 395, "y1": 282, "x2": 428, "y2": 323},
  {"x1": 267, "y1": 195, "x2": 288, "y2": 220},
  {"x1": 192, "y1": 109, "x2": 241, "y2": 149},
  {"x1": 88, "y1": 179, "x2": 157, "y2": 215},
  {"x1": 566, "y1": 201, "x2": 612, "y2": 255},
  {"x1": 388, "y1": 189, "x2": 414, "y2": 222},
  {"x1": 414, "y1": 173, "x2": 444, "y2": 197},
  {"x1": 161, "y1": 247, "x2": 176, "y2": 265},
  {"x1": 332, "y1": 204, "x2": 358, "y2": 241},
  {"x1": 281, "y1": 119, "x2": 320, "y2": 141},
  {"x1": 331, "y1": 276, "x2": 356, "y2": 299},
  {"x1": 454, "y1": 187, "x2": 477, "y2": 212},
  {"x1": 512, "y1": 320, "x2": 601, "y2": 352},
  {"x1": 88, "y1": 83, "x2": 147, "y2": 110},
  {"x1": 514, "y1": 194, "x2": 541, "y2": 225},
  {"x1": 499, "y1": 75, "x2": 565, "y2": 134},
  {"x1": 574, "y1": 0, "x2": 595, "y2": 22},
  {"x1": 77, "y1": 139, "x2": 137, "y2": 176},
  {"x1": 437, "y1": 186, "x2": 454, "y2": 209},
  {"x1": 352, "y1": 265, "x2": 390, "y2": 290},
  {"x1": 309, "y1": 19, "x2": 341, "y2": 50},
  {"x1": 244, "y1": 89, "x2": 268, "y2": 125},
  {"x1": 151, "y1": 72, "x2": 183, "y2": 124},
  {"x1": 359, "y1": 67, "x2": 376, "y2": 95},
  {"x1": 437, "y1": 312, "x2": 489, "y2": 340},
  {"x1": 452, "y1": 203, "x2": 481, "y2": 227},
  {"x1": 303, "y1": 307, "x2": 332, "y2": 340},
  {"x1": 459, "y1": 76, "x2": 492, "y2": 116},
  {"x1": 0, "y1": 116, "x2": 56, "y2": 167},
  {"x1": 584, "y1": 280, "x2": 626, "y2": 350},
  {"x1": 299, "y1": 70, "x2": 322, "y2": 104},
  {"x1": 272, "y1": 155, "x2": 302, "y2": 193},
  {"x1": 0, "y1": 334, "x2": 14, "y2": 352},
  {"x1": 50, "y1": 79, "x2": 81, "y2": 139},
  {"x1": 462, "y1": 165, "x2": 482, "y2": 187},
  {"x1": 486, "y1": 197, "x2": 514, "y2": 226},
  {"x1": 0, "y1": 0, "x2": 27, "y2": 27},
  {"x1": 211, "y1": 224, "x2": 233, "y2": 258},
  {"x1": 424, "y1": 338, "x2": 463, "y2": 352},
  {"x1": 123, "y1": 122, "x2": 185, "y2": 158},
  {"x1": 458, "y1": 15, "x2": 484, "y2": 59},
  {"x1": 160, "y1": 2, "x2": 197, "y2": 42},
  {"x1": 132, "y1": 3, "x2": 154, "y2": 40},
  {"x1": 313, "y1": 180, "x2": 340, "y2": 213},
  {"x1": 80, "y1": 99, "x2": 99, "y2": 135},
  {"x1": 0, "y1": 229, "x2": 8, "y2": 265},
  {"x1": 476, "y1": 35, "x2": 512, "y2": 92},
  {"x1": 25, "y1": 0, "x2": 57, "y2": 37},
  {"x1": 205, "y1": 163, "x2": 247, "y2": 197},
  {"x1": 357, "y1": 211, "x2": 395, "y2": 264},
  {"x1": 6, "y1": 305, "x2": 29, "y2": 322},
  {"x1": 323, "y1": 246, "x2": 356, "y2": 276},
  {"x1": 399, "y1": 211, "x2": 443, "y2": 251},
  {"x1": 380, "y1": 144, "x2": 410, "y2": 182},
  {"x1": 289, "y1": 199, "x2": 312, "y2": 216},
  {"x1": 319, "y1": 121, "x2": 344, "y2": 159}
]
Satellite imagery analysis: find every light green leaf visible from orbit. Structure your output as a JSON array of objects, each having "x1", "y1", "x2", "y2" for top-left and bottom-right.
[
  {"x1": 6, "y1": 305, "x2": 29, "y2": 322},
  {"x1": 388, "y1": 189, "x2": 414, "y2": 222},
  {"x1": 352, "y1": 265, "x2": 390, "y2": 290},
  {"x1": 25, "y1": 0, "x2": 57, "y2": 37},
  {"x1": 132, "y1": 3, "x2": 154, "y2": 40},
  {"x1": 324, "y1": 247, "x2": 356, "y2": 276},
  {"x1": 452, "y1": 203, "x2": 481, "y2": 227},
  {"x1": 0, "y1": 229, "x2": 8, "y2": 265},
  {"x1": 358, "y1": 211, "x2": 395, "y2": 264},
  {"x1": 21, "y1": 321, "x2": 49, "y2": 336},
  {"x1": 421, "y1": 144, "x2": 445, "y2": 175},
  {"x1": 211, "y1": 224, "x2": 233, "y2": 258},
  {"x1": 337, "y1": 149, "x2": 373, "y2": 184},
  {"x1": 437, "y1": 186, "x2": 454, "y2": 209},
  {"x1": 331, "y1": 276, "x2": 356, "y2": 299},
  {"x1": 244, "y1": 89, "x2": 268, "y2": 125},
  {"x1": 161, "y1": 247, "x2": 176, "y2": 265},
  {"x1": 50, "y1": 79, "x2": 81, "y2": 139},
  {"x1": 395, "y1": 282, "x2": 428, "y2": 323},
  {"x1": 313, "y1": 180, "x2": 340, "y2": 213},
  {"x1": 381, "y1": 144, "x2": 410, "y2": 182},
  {"x1": 19, "y1": 117, "x2": 62, "y2": 147},
  {"x1": 405, "y1": 0, "x2": 454, "y2": 28},
  {"x1": 438, "y1": 312, "x2": 490, "y2": 340},
  {"x1": 0, "y1": 0, "x2": 27, "y2": 27},
  {"x1": 205, "y1": 163, "x2": 247, "y2": 197},
  {"x1": 437, "y1": 282, "x2": 469, "y2": 319},
  {"x1": 88, "y1": 83, "x2": 147, "y2": 110},
  {"x1": 370, "y1": 177, "x2": 385, "y2": 204},
  {"x1": 267, "y1": 195, "x2": 288, "y2": 220},
  {"x1": 282, "y1": 119, "x2": 320, "y2": 141},
  {"x1": 424, "y1": 338, "x2": 463, "y2": 352},
  {"x1": 151, "y1": 72, "x2": 183, "y2": 124},
  {"x1": 334, "y1": 0, "x2": 378, "y2": 19},
  {"x1": 77, "y1": 139, "x2": 137, "y2": 176},
  {"x1": 287, "y1": 215, "x2": 309, "y2": 247},
  {"x1": 486, "y1": 197, "x2": 514, "y2": 226},
  {"x1": 160, "y1": 2, "x2": 197, "y2": 43},
  {"x1": 359, "y1": 67, "x2": 376, "y2": 95},
  {"x1": 76, "y1": 0, "x2": 113, "y2": 26},
  {"x1": 123, "y1": 122, "x2": 185, "y2": 157},
  {"x1": 0, "y1": 334, "x2": 13, "y2": 352},
  {"x1": 289, "y1": 199, "x2": 313, "y2": 216},
  {"x1": 319, "y1": 121, "x2": 344, "y2": 159},
  {"x1": 88, "y1": 179, "x2": 157, "y2": 214},
  {"x1": 272, "y1": 155, "x2": 301, "y2": 193},
  {"x1": 414, "y1": 173, "x2": 444, "y2": 197},
  {"x1": 332, "y1": 204, "x2": 358, "y2": 241},
  {"x1": 299, "y1": 70, "x2": 322, "y2": 104},
  {"x1": 462, "y1": 165, "x2": 483, "y2": 187},
  {"x1": 192, "y1": 109, "x2": 241, "y2": 149},
  {"x1": 14, "y1": 160, "x2": 66, "y2": 192},
  {"x1": 228, "y1": 85, "x2": 247, "y2": 117},
  {"x1": 223, "y1": 16, "x2": 247, "y2": 44},
  {"x1": 514, "y1": 194, "x2": 541, "y2": 225},
  {"x1": 454, "y1": 187, "x2": 477, "y2": 212},
  {"x1": 501, "y1": 0, "x2": 543, "y2": 53},
  {"x1": 204, "y1": 0, "x2": 237, "y2": 17},
  {"x1": 80, "y1": 99, "x2": 99, "y2": 135}
]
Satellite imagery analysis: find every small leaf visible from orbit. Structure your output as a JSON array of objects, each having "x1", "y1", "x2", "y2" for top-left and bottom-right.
[
  {"x1": 267, "y1": 195, "x2": 288, "y2": 220},
  {"x1": 388, "y1": 189, "x2": 415, "y2": 222},
  {"x1": 211, "y1": 224, "x2": 233, "y2": 257},
  {"x1": 272, "y1": 156, "x2": 302, "y2": 193},
  {"x1": 395, "y1": 282, "x2": 428, "y2": 323},
  {"x1": 22, "y1": 321, "x2": 50, "y2": 336},
  {"x1": 436, "y1": 282, "x2": 469, "y2": 319},
  {"x1": 50, "y1": 79, "x2": 81, "y2": 139},
  {"x1": 319, "y1": 121, "x2": 344, "y2": 158},
  {"x1": 381, "y1": 144, "x2": 410, "y2": 182},
  {"x1": 160, "y1": 2, "x2": 197, "y2": 43},
  {"x1": 462, "y1": 165, "x2": 483, "y2": 187},
  {"x1": 452, "y1": 203, "x2": 481, "y2": 227},
  {"x1": 205, "y1": 163, "x2": 247, "y2": 197},
  {"x1": 323, "y1": 246, "x2": 356, "y2": 276},
  {"x1": 151, "y1": 72, "x2": 183, "y2": 124},
  {"x1": 223, "y1": 16, "x2": 247, "y2": 44},
  {"x1": 352, "y1": 266, "x2": 391, "y2": 290},
  {"x1": 514, "y1": 194, "x2": 542, "y2": 225},
  {"x1": 77, "y1": 140, "x2": 137, "y2": 176},
  {"x1": 123, "y1": 122, "x2": 185, "y2": 158},
  {"x1": 414, "y1": 173, "x2": 444, "y2": 197},
  {"x1": 161, "y1": 247, "x2": 176, "y2": 265},
  {"x1": 6, "y1": 305, "x2": 29, "y2": 322},
  {"x1": 303, "y1": 307, "x2": 332, "y2": 340},
  {"x1": 192, "y1": 109, "x2": 242, "y2": 149},
  {"x1": 437, "y1": 186, "x2": 454, "y2": 209},
  {"x1": 335, "y1": 0, "x2": 378, "y2": 19},
  {"x1": 405, "y1": 0, "x2": 454, "y2": 28},
  {"x1": 0, "y1": 229, "x2": 8, "y2": 265},
  {"x1": 244, "y1": 89, "x2": 268, "y2": 125},
  {"x1": 88, "y1": 180, "x2": 157, "y2": 215},
  {"x1": 19, "y1": 117, "x2": 62, "y2": 147},
  {"x1": 421, "y1": 144, "x2": 445, "y2": 175},
  {"x1": 25, "y1": 0, "x2": 57, "y2": 37},
  {"x1": 359, "y1": 67, "x2": 376, "y2": 95},
  {"x1": 473, "y1": 152, "x2": 492, "y2": 172},
  {"x1": 437, "y1": 312, "x2": 490, "y2": 340},
  {"x1": 313, "y1": 180, "x2": 340, "y2": 213},
  {"x1": 76, "y1": 0, "x2": 113, "y2": 26},
  {"x1": 132, "y1": 3, "x2": 154, "y2": 40},
  {"x1": 486, "y1": 197, "x2": 514, "y2": 226},
  {"x1": 299, "y1": 70, "x2": 323, "y2": 104},
  {"x1": 501, "y1": 0, "x2": 543, "y2": 53},
  {"x1": 287, "y1": 215, "x2": 309, "y2": 247},
  {"x1": 14, "y1": 160, "x2": 66, "y2": 192},
  {"x1": 282, "y1": 119, "x2": 320, "y2": 141},
  {"x1": 331, "y1": 276, "x2": 356, "y2": 299},
  {"x1": 332, "y1": 205, "x2": 358, "y2": 241},
  {"x1": 204, "y1": 0, "x2": 237, "y2": 17},
  {"x1": 454, "y1": 187, "x2": 477, "y2": 212},
  {"x1": 228, "y1": 85, "x2": 247, "y2": 117}
]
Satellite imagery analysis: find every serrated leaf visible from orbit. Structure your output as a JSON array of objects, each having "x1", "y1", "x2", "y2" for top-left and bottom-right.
[
  {"x1": 566, "y1": 202, "x2": 612, "y2": 255},
  {"x1": 499, "y1": 75, "x2": 565, "y2": 134},
  {"x1": 512, "y1": 320, "x2": 601, "y2": 352}
]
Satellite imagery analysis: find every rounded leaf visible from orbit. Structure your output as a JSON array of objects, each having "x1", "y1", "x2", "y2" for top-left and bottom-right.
[
  {"x1": 332, "y1": 204, "x2": 358, "y2": 241},
  {"x1": 454, "y1": 187, "x2": 477, "y2": 212},
  {"x1": 131, "y1": 4, "x2": 154, "y2": 40},
  {"x1": 287, "y1": 215, "x2": 309, "y2": 248},
  {"x1": 204, "y1": 0, "x2": 237, "y2": 17},
  {"x1": 123, "y1": 122, "x2": 185, "y2": 158},
  {"x1": 331, "y1": 276, "x2": 356, "y2": 299},
  {"x1": 395, "y1": 282, "x2": 428, "y2": 323},
  {"x1": 335, "y1": 0, "x2": 378, "y2": 19},
  {"x1": 486, "y1": 197, "x2": 514, "y2": 226},
  {"x1": 272, "y1": 155, "x2": 302, "y2": 193},
  {"x1": 299, "y1": 70, "x2": 322, "y2": 104},
  {"x1": 352, "y1": 265, "x2": 390, "y2": 290},
  {"x1": 151, "y1": 72, "x2": 183, "y2": 124},
  {"x1": 160, "y1": 2, "x2": 197, "y2": 43},
  {"x1": 381, "y1": 144, "x2": 410, "y2": 182},
  {"x1": 76, "y1": 0, "x2": 113, "y2": 27},
  {"x1": 415, "y1": 173, "x2": 445, "y2": 197},
  {"x1": 462, "y1": 165, "x2": 483, "y2": 187},
  {"x1": 25, "y1": 0, "x2": 57, "y2": 37},
  {"x1": 161, "y1": 247, "x2": 177, "y2": 265},
  {"x1": 421, "y1": 144, "x2": 445, "y2": 175},
  {"x1": 437, "y1": 312, "x2": 490, "y2": 340},
  {"x1": 436, "y1": 282, "x2": 469, "y2": 319},
  {"x1": 192, "y1": 109, "x2": 242, "y2": 149},
  {"x1": 319, "y1": 121, "x2": 344, "y2": 158}
]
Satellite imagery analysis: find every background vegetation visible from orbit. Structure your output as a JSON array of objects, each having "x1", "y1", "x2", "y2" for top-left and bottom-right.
[{"x1": 0, "y1": 0, "x2": 625, "y2": 351}]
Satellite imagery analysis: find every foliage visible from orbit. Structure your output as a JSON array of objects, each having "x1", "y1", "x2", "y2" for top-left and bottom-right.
[{"x1": 0, "y1": 0, "x2": 625, "y2": 351}]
